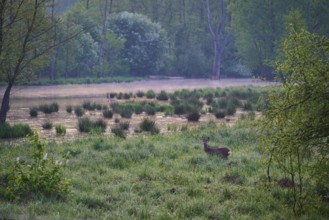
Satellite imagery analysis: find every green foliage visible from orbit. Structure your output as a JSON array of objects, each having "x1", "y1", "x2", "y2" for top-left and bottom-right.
[
  {"x1": 145, "y1": 90, "x2": 156, "y2": 99},
  {"x1": 103, "y1": 109, "x2": 113, "y2": 119},
  {"x1": 55, "y1": 125, "x2": 66, "y2": 136},
  {"x1": 74, "y1": 106, "x2": 85, "y2": 117},
  {"x1": 261, "y1": 28, "x2": 329, "y2": 215},
  {"x1": 109, "y1": 12, "x2": 169, "y2": 76},
  {"x1": 111, "y1": 126, "x2": 126, "y2": 139},
  {"x1": 136, "y1": 91, "x2": 145, "y2": 98},
  {"x1": 156, "y1": 91, "x2": 169, "y2": 101},
  {"x1": 42, "y1": 121, "x2": 53, "y2": 130},
  {"x1": 78, "y1": 117, "x2": 107, "y2": 133},
  {"x1": 66, "y1": 105, "x2": 73, "y2": 113},
  {"x1": 39, "y1": 103, "x2": 59, "y2": 114},
  {"x1": 0, "y1": 123, "x2": 32, "y2": 139},
  {"x1": 6, "y1": 131, "x2": 70, "y2": 201},
  {"x1": 29, "y1": 107, "x2": 38, "y2": 117},
  {"x1": 187, "y1": 111, "x2": 201, "y2": 122},
  {"x1": 140, "y1": 118, "x2": 159, "y2": 134}
]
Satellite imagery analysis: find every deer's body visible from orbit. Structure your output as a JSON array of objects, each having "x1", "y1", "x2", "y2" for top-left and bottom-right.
[{"x1": 203, "y1": 139, "x2": 231, "y2": 158}]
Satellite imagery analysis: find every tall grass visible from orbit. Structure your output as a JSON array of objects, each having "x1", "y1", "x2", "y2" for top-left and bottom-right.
[{"x1": 0, "y1": 119, "x2": 327, "y2": 219}]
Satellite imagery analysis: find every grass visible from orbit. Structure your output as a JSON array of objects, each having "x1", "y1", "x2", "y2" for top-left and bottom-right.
[{"x1": 0, "y1": 119, "x2": 328, "y2": 219}]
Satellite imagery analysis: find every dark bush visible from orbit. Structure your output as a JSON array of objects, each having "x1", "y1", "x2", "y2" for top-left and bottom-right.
[
  {"x1": 66, "y1": 105, "x2": 73, "y2": 113},
  {"x1": 82, "y1": 101, "x2": 95, "y2": 111},
  {"x1": 29, "y1": 107, "x2": 38, "y2": 117},
  {"x1": 120, "y1": 106, "x2": 134, "y2": 118},
  {"x1": 78, "y1": 117, "x2": 106, "y2": 133},
  {"x1": 156, "y1": 91, "x2": 168, "y2": 101},
  {"x1": 243, "y1": 101, "x2": 253, "y2": 111},
  {"x1": 94, "y1": 119, "x2": 107, "y2": 132},
  {"x1": 111, "y1": 126, "x2": 126, "y2": 139},
  {"x1": 226, "y1": 103, "x2": 237, "y2": 116},
  {"x1": 140, "y1": 118, "x2": 159, "y2": 134},
  {"x1": 145, "y1": 104, "x2": 156, "y2": 115},
  {"x1": 215, "y1": 111, "x2": 226, "y2": 119},
  {"x1": 103, "y1": 109, "x2": 113, "y2": 119},
  {"x1": 0, "y1": 123, "x2": 32, "y2": 139},
  {"x1": 123, "y1": 93, "x2": 132, "y2": 99},
  {"x1": 136, "y1": 91, "x2": 145, "y2": 98},
  {"x1": 134, "y1": 103, "x2": 144, "y2": 114},
  {"x1": 119, "y1": 121, "x2": 130, "y2": 130},
  {"x1": 187, "y1": 111, "x2": 200, "y2": 122},
  {"x1": 74, "y1": 106, "x2": 84, "y2": 117},
  {"x1": 109, "y1": 92, "x2": 117, "y2": 98},
  {"x1": 42, "y1": 121, "x2": 53, "y2": 130},
  {"x1": 39, "y1": 102, "x2": 59, "y2": 114}
]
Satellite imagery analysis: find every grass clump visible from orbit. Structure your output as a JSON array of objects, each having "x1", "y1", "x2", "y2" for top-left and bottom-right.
[
  {"x1": 39, "y1": 102, "x2": 59, "y2": 114},
  {"x1": 6, "y1": 131, "x2": 70, "y2": 201},
  {"x1": 187, "y1": 111, "x2": 201, "y2": 122},
  {"x1": 0, "y1": 123, "x2": 32, "y2": 139},
  {"x1": 140, "y1": 118, "x2": 159, "y2": 134},
  {"x1": 42, "y1": 121, "x2": 53, "y2": 130},
  {"x1": 111, "y1": 126, "x2": 126, "y2": 138},
  {"x1": 74, "y1": 106, "x2": 84, "y2": 117},
  {"x1": 156, "y1": 91, "x2": 169, "y2": 101},
  {"x1": 136, "y1": 91, "x2": 144, "y2": 98},
  {"x1": 102, "y1": 109, "x2": 113, "y2": 119},
  {"x1": 145, "y1": 90, "x2": 156, "y2": 99},
  {"x1": 55, "y1": 124, "x2": 66, "y2": 136},
  {"x1": 29, "y1": 107, "x2": 38, "y2": 117},
  {"x1": 66, "y1": 105, "x2": 73, "y2": 113},
  {"x1": 78, "y1": 117, "x2": 107, "y2": 133}
]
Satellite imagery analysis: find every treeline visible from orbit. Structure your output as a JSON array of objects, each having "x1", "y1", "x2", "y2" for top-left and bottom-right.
[{"x1": 8, "y1": 0, "x2": 329, "y2": 80}]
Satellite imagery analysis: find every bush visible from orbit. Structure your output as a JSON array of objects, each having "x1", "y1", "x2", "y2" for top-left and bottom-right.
[
  {"x1": 39, "y1": 102, "x2": 59, "y2": 114},
  {"x1": 111, "y1": 126, "x2": 126, "y2": 139},
  {"x1": 0, "y1": 123, "x2": 32, "y2": 139},
  {"x1": 119, "y1": 121, "x2": 130, "y2": 130},
  {"x1": 108, "y1": 92, "x2": 117, "y2": 98},
  {"x1": 6, "y1": 131, "x2": 70, "y2": 200},
  {"x1": 78, "y1": 117, "x2": 106, "y2": 133},
  {"x1": 140, "y1": 118, "x2": 159, "y2": 134},
  {"x1": 74, "y1": 106, "x2": 84, "y2": 117},
  {"x1": 55, "y1": 124, "x2": 66, "y2": 136},
  {"x1": 156, "y1": 91, "x2": 168, "y2": 101},
  {"x1": 66, "y1": 105, "x2": 73, "y2": 113},
  {"x1": 226, "y1": 103, "x2": 237, "y2": 116},
  {"x1": 243, "y1": 101, "x2": 253, "y2": 111},
  {"x1": 145, "y1": 104, "x2": 156, "y2": 115},
  {"x1": 187, "y1": 111, "x2": 200, "y2": 122},
  {"x1": 103, "y1": 109, "x2": 113, "y2": 119},
  {"x1": 82, "y1": 101, "x2": 95, "y2": 111},
  {"x1": 42, "y1": 121, "x2": 53, "y2": 130},
  {"x1": 136, "y1": 91, "x2": 144, "y2": 98},
  {"x1": 29, "y1": 107, "x2": 38, "y2": 117},
  {"x1": 120, "y1": 106, "x2": 134, "y2": 118},
  {"x1": 134, "y1": 103, "x2": 144, "y2": 114},
  {"x1": 146, "y1": 90, "x2": 156, "y2": 99},
  {"x1": 215, "y1": 111, "x2": 226, "y2": 119}
]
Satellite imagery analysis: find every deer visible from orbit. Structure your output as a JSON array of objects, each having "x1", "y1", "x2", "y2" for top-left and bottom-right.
[{"x1": 202, "y1": 137, "x2": 231, "y2": 159}]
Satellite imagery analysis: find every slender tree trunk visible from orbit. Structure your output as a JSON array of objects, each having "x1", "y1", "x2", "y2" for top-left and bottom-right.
[{"x1": 0, "y1": 82, "x2": 12, "y2": 123}]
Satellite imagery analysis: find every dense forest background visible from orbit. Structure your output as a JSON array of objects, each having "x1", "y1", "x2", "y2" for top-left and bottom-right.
[{"x1": 13, "y1": 0, "x2": 329, "y2": 80}]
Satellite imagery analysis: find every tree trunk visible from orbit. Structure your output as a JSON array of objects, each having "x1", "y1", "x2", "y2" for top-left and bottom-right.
[{"x1": 0, "y1": 82, "x2": 12, "y2": 123}]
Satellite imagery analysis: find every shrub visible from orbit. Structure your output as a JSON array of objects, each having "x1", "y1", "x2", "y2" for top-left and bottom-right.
[
  {"x1": 136, "y1": 91, "x2": 145, "y2": 98},
  {"x1": 55, "y1": 125, "x2": 66, "y2": 136},
  {"x1": 119, "y1": 121, "x2": 130, "y2": 130},
  {"x1": 145, "y1": 104, "x2": 156, "y2": 115},
  {"x1": 187, "y1": 111, "x2": 200, "y2": 122},
  {"x1": 82, "y1": 101, "x2": 95, "y2": 111},
  {"x1": 134, "y1": 103, "x2": 144, "y2": 114},
  {"x1": 66, "y1": 105, "x2": 73, "y2": 113},
  {"x1": 42, "y1": 121, "x2": 53, "y2": 130},
  {"x1": 123, "y1": 93, "x2": 132, "y2": 99},
  {"x1": 111, "y1": 126, "x2": 126, "y2": 139},
  {"x1": 39, "y1": 102, "x2": 59, "y2": 114},
  {"x1": 243, "y1": 101, "x2": 253, "y2": 111},
  {"x1": 120, "y1": 106, "x2": 134, "y2": 118},
  {"x1": 78, "y1": 117, "x2": 106, "y2": 133},
  {"x1": 29, "y1": 107, "x2": 38, "y2": 117},
  {"x1": 156, "y1": 91, "x2": 168, "y2": 101},
  {"x1": 174, "y1": 104, "x2": 186, "y2": 115},
  {"x1": 78, "y1": 117, "x2": 93, "y2": 132},
  {"x1": 215, "y1": 111, "x2": 226, "y2": 119},
  {"x1": 146, "y1": 90, "x2": 156, "y2": 99},
  {"x1": 6, "y1": 131, "x2": 70, "y2": 200},
  {"x1": 226, "y1": 103, "x2": 237, "y2": 116},
  {"x1": 108, "y1": 92, "x2": 117, "y2": 98},
  {"x1": 103, "y1": 109, "x2": 113, "y2": 119},
  {"x1": 140, "y1": 118, "x2": 159, "y2": 134},
  {"x1": 0, "y1": 123, "x2": 32, "y2": 139},
  {"x1": 74, "y1": 106, "x2": 84, "y2": 117},
  {"x1": 95, "y1": 103, "x2": 102, "y2": 110}
]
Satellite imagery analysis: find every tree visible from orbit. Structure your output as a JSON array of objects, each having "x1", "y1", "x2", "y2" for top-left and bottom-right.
[
  {"x1": 262, "y1": 26, "x2": 329, "y2": 215},
  {"x1": 0, "y1": 0, "x2": 52, "y2": 123},
  {"x1": 109, "y1": 12, "x2": 169, "y2": 76},
  {"x1": 0, "y1": 0, "x2": 82, "y2": 123},
  {"x1": 204, "y1": 0, "x2": 231, "y2": 79}
]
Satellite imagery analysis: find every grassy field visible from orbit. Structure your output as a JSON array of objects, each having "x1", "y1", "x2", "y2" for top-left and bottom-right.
[{"x1": 1, "y1": 119, "x2": 328, "y2": 219}]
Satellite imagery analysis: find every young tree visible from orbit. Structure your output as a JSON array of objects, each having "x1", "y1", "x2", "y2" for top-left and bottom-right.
[
  {"x1": 0, "y1": 0, "x2": 82, "y2": 123},
  {"x1": 204, "y1": 0, "x2": 231, "y2": 79},
  {"x1": 262, "y1": 26, "x2": 329, "y2": 215}
]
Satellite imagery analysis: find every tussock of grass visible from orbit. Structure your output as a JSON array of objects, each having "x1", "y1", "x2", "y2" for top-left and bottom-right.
[{"x1": 0, "y1": 119, "x2": 327, "y2": 219}]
